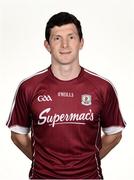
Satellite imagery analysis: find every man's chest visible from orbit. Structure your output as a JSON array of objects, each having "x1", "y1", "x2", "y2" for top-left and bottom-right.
[{"x1": 30, "y1": 84, "x2": 103, "y2": 128}]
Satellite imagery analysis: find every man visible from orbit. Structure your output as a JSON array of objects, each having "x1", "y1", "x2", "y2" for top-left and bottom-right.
[{"x1": 7, "y1": 12, "x2": 126, "y2": 179}]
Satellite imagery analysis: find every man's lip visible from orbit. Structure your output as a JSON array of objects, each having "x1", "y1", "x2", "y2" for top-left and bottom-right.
[{"x1": 60, "y1": 51, "x2": 71, "y2": 54}]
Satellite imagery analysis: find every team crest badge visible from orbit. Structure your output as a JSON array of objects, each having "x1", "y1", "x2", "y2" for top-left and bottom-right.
[{"x1": 81, "y1": 94, "x2": 92, "y2": 106}]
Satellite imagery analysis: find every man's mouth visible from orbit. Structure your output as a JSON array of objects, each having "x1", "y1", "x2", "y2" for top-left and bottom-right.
[{"x1": 60, "y1": 51, "x2": 71, "y2": 54}]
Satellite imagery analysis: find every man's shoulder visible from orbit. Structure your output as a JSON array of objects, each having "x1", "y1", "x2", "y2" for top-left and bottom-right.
[
  {"x1": 83, "y1": 68, "x2": 114, "y2": 90},
  {"x1": 83, "y1": 68, "x2": 108, "y2": 83},
  {"x1": 18, "y1": 67, "x2": 49, "y2": 90}
]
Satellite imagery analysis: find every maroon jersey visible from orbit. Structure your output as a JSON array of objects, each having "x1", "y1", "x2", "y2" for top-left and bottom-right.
[{"x1": 7, "y1": 66, "x2": 125, "y2": 179}]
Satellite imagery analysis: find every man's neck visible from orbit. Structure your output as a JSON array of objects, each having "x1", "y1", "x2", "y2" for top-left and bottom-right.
[{"x1": 51, "y1": 64, "x2": 81, "y2": 81}]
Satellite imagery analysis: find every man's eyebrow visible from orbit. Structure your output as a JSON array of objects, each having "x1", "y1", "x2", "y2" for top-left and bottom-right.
[
  {"x1": 52, "y1": 32, "x2": 77, "y2": 37},
  {"x1": 68, "y1": 32, "x2": 77, "y2": 36},
  {"x1": 52, "y1": 34, "x2": 61, "y2": 37}
]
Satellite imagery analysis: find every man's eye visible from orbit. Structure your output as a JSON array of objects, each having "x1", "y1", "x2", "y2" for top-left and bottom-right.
[
  {"x1": 54, "y1": 37, "x2": 60, "y2": 40},
  {"x1": 70, "y1": 36, "x2": 74, "y2": 39}
]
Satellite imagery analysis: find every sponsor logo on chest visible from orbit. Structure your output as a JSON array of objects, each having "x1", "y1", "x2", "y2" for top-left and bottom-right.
[{"x1": 38, "y1": 108, "x2": 94, "y2": 127}]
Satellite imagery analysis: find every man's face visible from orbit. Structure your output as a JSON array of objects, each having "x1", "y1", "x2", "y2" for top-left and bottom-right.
[{"x1": 45, "y1": 23, "x2": 84, "y2": 65}]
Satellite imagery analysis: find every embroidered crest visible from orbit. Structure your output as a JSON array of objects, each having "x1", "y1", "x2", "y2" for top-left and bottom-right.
[{"x1": 81, "y1": 94, "x2": 92, "y2": 106}]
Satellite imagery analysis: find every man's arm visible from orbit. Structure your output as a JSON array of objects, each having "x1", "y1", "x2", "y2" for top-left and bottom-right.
[
  {"x1": 100, "y1": 131, "x2": 122, "y2": 159},
  {"x1": 11, "y1": 131, "x2": 32, "y2": 160}
]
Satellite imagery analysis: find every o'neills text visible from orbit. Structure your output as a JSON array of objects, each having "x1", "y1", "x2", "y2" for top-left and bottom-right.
[{"x1": 38, "y1": 108, "x2": 94, "y2": 127}]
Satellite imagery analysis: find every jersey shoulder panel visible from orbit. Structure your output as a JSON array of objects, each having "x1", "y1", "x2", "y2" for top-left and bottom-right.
[
  {"x1": 83, "y1": 68, "x2": 110, "y2": 85},
  {"x1": 12, "y1": 67, "x2": 50, "y2": 109},
  {"x1": 83, "y1": 68, "x2": 118, "y2": 103},
  {"x1": 83, "y1": 68, "x2": 115, "y2": 91},
  {"x1": 19, "y1": 68, "x2": 49, "y2": 90}
]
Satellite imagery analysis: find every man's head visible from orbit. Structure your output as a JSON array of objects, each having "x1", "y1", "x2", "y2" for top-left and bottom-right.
[{"x1": 45, "y1": 12, "x2": 83, "y2": 43}]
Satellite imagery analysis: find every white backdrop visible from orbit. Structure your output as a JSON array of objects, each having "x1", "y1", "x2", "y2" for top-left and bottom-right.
[{"x1": 0, "y1": 0, "x2": 134, "y2": 179}]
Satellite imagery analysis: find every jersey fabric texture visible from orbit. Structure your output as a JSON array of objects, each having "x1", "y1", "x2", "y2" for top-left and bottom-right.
[{"x1": 7, "y1": 66, "x2": 126, "y2": 179}]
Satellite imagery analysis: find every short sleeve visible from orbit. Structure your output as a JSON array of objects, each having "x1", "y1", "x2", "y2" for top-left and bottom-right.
[
  {"x1": 100, "y1": 83, "x2": 126, "y2": 135},
  {"x1": 6, "y1": 82, "x2": 32, "y2": 134}
]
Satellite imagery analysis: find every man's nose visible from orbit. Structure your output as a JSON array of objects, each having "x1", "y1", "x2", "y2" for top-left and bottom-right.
[{"x1": 61, "y1": 38, "x2": 69, "y2": 48}]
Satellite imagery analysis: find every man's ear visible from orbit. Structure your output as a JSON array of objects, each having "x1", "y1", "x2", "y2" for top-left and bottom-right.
[
  {"x1": 44, "y1": 40, "x2": 51, "y2": 53},
  {"x1": 80, "y1": 38, "x2": 84, "y2": 49}
]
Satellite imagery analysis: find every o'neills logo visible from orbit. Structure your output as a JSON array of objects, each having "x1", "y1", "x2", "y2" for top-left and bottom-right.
[{"x1": 38, "y1": 108, "x2": 94, "y2": 127}]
